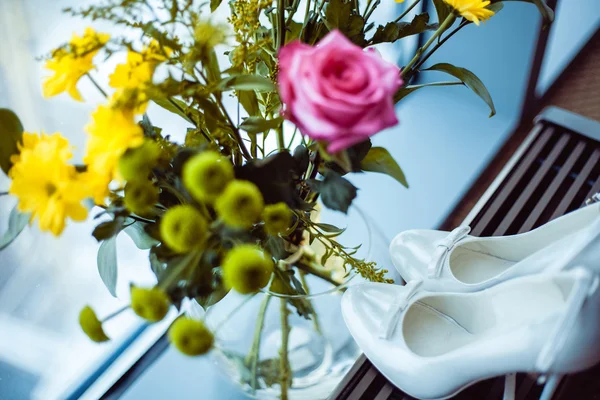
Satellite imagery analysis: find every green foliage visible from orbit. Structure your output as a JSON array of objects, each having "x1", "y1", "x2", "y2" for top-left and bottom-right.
[
  {"x1": 97, "y1": 237, "x2": 118, "y2": 297},
  {"x1": 219, "y1": 75, "x2": 276, "y2": 92},
  {"x1": 371, "y1": 13, "x2": 436, "y2": 45},
  {"x1": 123, "y1": 222, "x2": 159, "y2": 250},
  {"x1": 0, "y1": 206, "x2": 29, "y2": 251},
  {"x1": 309, "y1": 171, "x2": 358, "y2": 214},
  {"x1": 0, "y1": 109, "x2": 23, "y2": 176},
  {"x1": 424, "y1": 63, "x2": 496, "y2": 117},
  {"x1": 239, "y1": 116, "x2": 283, "y2": 134},
  {"x1": 324, "y1": 0, "x2": 366, "y2": 43},
  {"x1": 361, "y1": 147, "x2": 408, "y2": 188},
  {"x1": 499, "y1": 0, "x2": 554, "y2": 23},
  {"x1": 92, "y1": 217, "x2": 125, "y2": 241}
]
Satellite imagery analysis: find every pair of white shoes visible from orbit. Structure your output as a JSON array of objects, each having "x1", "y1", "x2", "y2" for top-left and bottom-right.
[{"x1": 341, "y1": 203, "x2": 600, "y2": 400}]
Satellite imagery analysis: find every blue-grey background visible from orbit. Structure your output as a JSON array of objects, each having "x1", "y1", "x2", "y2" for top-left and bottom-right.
[{"x1": 0, "y1": 0, "x2": 598, "y2": 399}]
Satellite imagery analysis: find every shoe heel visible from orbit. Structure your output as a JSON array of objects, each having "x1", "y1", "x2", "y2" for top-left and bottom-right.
[{"x1": 538, "y1": 374, "x2": 563, "y2": 400}]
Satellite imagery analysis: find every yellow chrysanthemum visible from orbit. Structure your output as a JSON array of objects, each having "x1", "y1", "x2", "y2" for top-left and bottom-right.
[
  {"x1": 79, "y1": 306, "x2": 110, "y2": 342},
  {"x1": 262, "y1": 202, "x2": 292, "y2": 236},
  {"x1": 169, "y1": 317, "x2": 214, "y2": 356},
  {"x1": 109, "y1": 41, "x2": 171, "y2": 113},
  {"x1": 182, "y1": 151, "x2": 234, "y2": 203},
  {"x1": 43, "y1": 27, "x2": 110, "y2": 101},
  {"x1": 8, "y1": 132, "x2": 88, "y2": 236},
  {"x1": 160, "y1": 205, "x2": 208, "y2": 253},
  {"x1": 130, "y1": 286, "x2": 170, "y2": 323},
  {"x1": 222, "y1": 245, "x2": 273, "y2": 294},
  {"x1": 83, "y1": 105, "x2": 144, "y2": 203},
  {"x1": 215, "y1": 180, "x2": 264, "y2": 229},
  {"x1": 443, "y1": 0, "x2": 495, "y2": 25}
]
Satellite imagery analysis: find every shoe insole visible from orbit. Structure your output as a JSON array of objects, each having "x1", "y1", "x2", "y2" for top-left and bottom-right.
[
  {"x1": 450, "y1": 249, "x2": 516, "y2": 284},
  {"x1": 402, "y1": 279, "x2": 569, "y2": 357}
]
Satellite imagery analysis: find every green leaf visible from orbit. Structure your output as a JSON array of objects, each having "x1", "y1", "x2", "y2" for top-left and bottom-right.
[
  {"x1": 92, "y1": 217, "x2": 124, "y2": 242},
  {"x1": 432, "y1": 0, "x2": 452, "y2": 28},
  {"x1": 98, "y1": 237, "x2": 118, "y2": 297},
  {"x1": 285, "y1": 21, "x2": 303, "y2": 44},
  {"x1": 239, "y1": 116, "x2": 283, "y2": 134},
  {"x1": 487, "y1": 2, "x2": 504, "y2": 13},
  {"x1": 393, "y1": 86, "x2": 422, "y2": 103},
  {"x1": 394, "y1": 81, "x2": 465, "y2": 103},
  {"x1": 371, "y1": 13, "x2": 435, "y2": 44},
  {"x1": 308, "y1": 171, "x2": 358, "y2": 214},
  {"x1": 219, "y1": 75, "x2": 276, "y2": 92},
  {"x1": 361, "y1": 147, "x2": 408, "y2": 187},
  {"x1": 424, "y1": 63, "x2": 496, "y2": 117},
  {"x1": 500, "y1": 0, "x2": 553, "y2": 23},
  {"x1": 150, "y1": 96, "x2": 194, "y2": 124},
  {"x1": 314, "y1": 222, "x2": 346, "y2": 234},
  {"x1": 0, "y1": 205, "x2": 29, "y2": 250},
  {"x1": 324, "y1": 0, "x2": 352, "y2": 31},
  {"x1": 195, "y1": 285, "x2": 228, "y2": 309},
  {"x1": 0, "y1": 109, "x2": 24, "y2": 176},
  {"x1": 123, "y1": 222, "x2": 159, "y2": 250},
  {"x1": 238, "y1": 90, "x2": 259, "y2": 116},
  {"x1": 210, "y1": 0, "x2": 223, "y2": 12}
]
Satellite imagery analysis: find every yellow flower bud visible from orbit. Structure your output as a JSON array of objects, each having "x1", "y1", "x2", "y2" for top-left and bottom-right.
[
  {"x1": 124, "y1": 181, "x2": 159, "y2": 216},
  {"x1": 130, "y1": 286, "x2": 170, "y2": 322},
  {"x1": 168, "y1": 317, "x2": 214, "y2": 356},
  {"x1": 223, "y1": 245, "x2": 273, "y2": 294},
  {"x1": 215, "y1": 180, "x2": 264, "y2": 229},
  {"x1": 160, "y1": 205, "x2": 207, "y2": 253},
  {"x1": 118, "y1": 140, "x2": 161, "y2": 182},
  {"x1": 79, "y1": 306, "x2": 110, "y2": 342},
  {"x1": 182, "y1": 151, "x2": 234, "y2": 203},
  {"x1": 262, "y1": 202, "x2": 292, "y2": 236}
]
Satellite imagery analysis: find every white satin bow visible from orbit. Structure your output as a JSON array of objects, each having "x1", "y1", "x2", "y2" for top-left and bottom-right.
[
  {"x1": 428, "y1": 226, "x2": 471, "y2": 278},
  {"x1": 378, "y1": 279, "x2": 423, "y2": 340}
]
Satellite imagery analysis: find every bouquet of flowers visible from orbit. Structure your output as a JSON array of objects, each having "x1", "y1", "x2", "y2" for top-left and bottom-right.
[{"x1": 0, "y1": 0, "x2": 550, "y2": 398}]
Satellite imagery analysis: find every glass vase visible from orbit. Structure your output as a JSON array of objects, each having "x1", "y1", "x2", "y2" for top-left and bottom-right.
[{"x1": 194, "y1": 207, "x2": 396, "y2": 399}]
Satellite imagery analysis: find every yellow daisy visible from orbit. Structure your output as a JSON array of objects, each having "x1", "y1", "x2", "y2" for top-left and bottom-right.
[
  {"x1": 443, "y1": 0, "x2": 495, "y2": 25},
  {"x1": 84, "y1": 105, "x2": 144, "y2": 203},
  {"x1": 43, "y1": 27, "x2": 110, "y2": 101},
  {"x1": 8, "y1": 132, "x2": 89, "y2": 236}
]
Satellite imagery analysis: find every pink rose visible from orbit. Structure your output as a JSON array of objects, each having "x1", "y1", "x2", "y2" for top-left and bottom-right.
[{"x1": 278, "y1": 30, "x2": 402, "y2": 153}]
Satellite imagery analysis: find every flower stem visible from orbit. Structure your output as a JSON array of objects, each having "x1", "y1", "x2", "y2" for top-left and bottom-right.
[
  {"x1": 394, "y1": 0, "x2": 421, "y2": 23},
  {"x1": 101, "y1": 305, "x2": 129, "y2": 323},
  {"x1": 277, "y1": 0, "x2": 286, "y2": 49},
  {"x1": 245, "y1": 294, "x2": 272, "y2": 393},
  {"x1": 412, "y1": 19, "x2": 468, "y2": 72},
  {"x1": 400, "y1": 13, "x2": 456, "y2": 79},
  {"x1": 279, "y1": 298, "x2": 291, "y2": 400},
  {"x1": 85, "y1": 73, "x2": 108, "y2": 98},
  {"x1": 277, "y1": 126, "x2": 286, "y2": 151},
  {"x1": 298, "y1": 271, "x2": 322, "y2": 335}
]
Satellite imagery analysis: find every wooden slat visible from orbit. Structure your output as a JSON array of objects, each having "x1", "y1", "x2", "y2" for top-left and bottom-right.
[
  {"x1": 551, "y1": 148, "x2": 600, "y2": 219},
  {"x1": 346, "y1": 367, "x2": 380, "y2": 400},
  {"x1": 328, "y1": 355, "x2": 373, "y2": 400},
  {"x1": 471, "y1": 127, "x2": 553, "y2": 236},
  {"x1": 373, "y1": 382, "x2": 395, "y2": 400},
  {"x1": 493, "y1": 131, "x2": 569, "y2": 236},
  {"x1": 518, "y1": 136, "x2": 585, "y2": 233}
]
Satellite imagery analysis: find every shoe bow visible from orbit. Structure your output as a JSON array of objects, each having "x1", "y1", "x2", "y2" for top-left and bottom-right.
[
  {"x1": 428, "y1": 226, "x2": 471, "y2": 278},
  {"x1": 378, "y1": 279, "x2": 423, "y2": 340}
]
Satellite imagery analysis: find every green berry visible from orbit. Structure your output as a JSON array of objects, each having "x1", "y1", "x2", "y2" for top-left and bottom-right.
[
  {"x1": 262, "y1": 202, "x2": 292, "y2": 236},
  {"x1": 160, "y1": 205, "x2": 207, "y2": 253},
  {"x1": 215, "y1": 180, "x2": 264, "y2": 229},
  {"x1": 223, "y1": 244, "x2": 273, "y2": 294},
  {"x1": 182, "y1": 151, "x2": 234, "y2": 203},
  {"x1": 79, "y1": 305, "x2": 110, "y2": 343},
  {"x1": 124, "y1": 181, "x2": 159, "y2": 215},
  {"x1": 118, "y1": 140, "x2": 161, "y2": 181},
  {"x1": 130, "y1": 286, "x2": 170, "y2": 322},
  {"x1": 169, "y1": 317, "x2": 214, "y2": 356}
]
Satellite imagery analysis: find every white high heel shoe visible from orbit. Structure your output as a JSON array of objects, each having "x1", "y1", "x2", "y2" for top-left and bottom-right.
[
  {"x1": 342, "y1": 220, "x2": 600, "y2": 400},
  {"x1": 389, "y1": 203, "x2": 600, "y2": 291}
]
